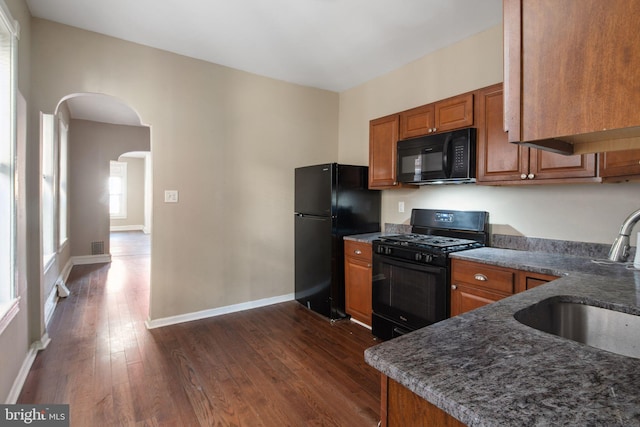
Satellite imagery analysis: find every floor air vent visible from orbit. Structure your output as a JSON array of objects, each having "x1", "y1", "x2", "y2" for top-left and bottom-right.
[{"x1": 91, "y1": 241, "x2": 105, "y2": 255}]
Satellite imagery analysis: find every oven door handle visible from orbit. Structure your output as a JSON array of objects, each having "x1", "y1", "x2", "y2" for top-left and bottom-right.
[
  {"x1": 373, "y1": 254, "x2": 446, "y2": 274},
  {"x1": 393, "y1": 327, "x2": 410, "y2": 337}
]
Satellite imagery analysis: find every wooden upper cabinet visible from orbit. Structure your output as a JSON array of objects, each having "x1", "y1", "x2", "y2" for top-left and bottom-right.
[
  {"x1": 477, "y1": 83, "x2": 599, "y2": 184},
  {"x1": 477, "y1": 83, "x2": 528, "y2": 182},
  {"x1": 399, "y1": 93, "x2": 474, "y2": 140},
  {"x1": 434, "y1": 93, "x2": 474, "y2": 133},
  {"x1": 369, "y1": 114, "x2": 400, "y2": 189},
  {"x1": 599, "y1": 150, "x2": 640, "y2": 181},
  {"x1": 399, "y1": 104, "x2": 435, "y2": 140},
  {"x1": 504, "y1": 0, "x2": 640, "y2": 152}
]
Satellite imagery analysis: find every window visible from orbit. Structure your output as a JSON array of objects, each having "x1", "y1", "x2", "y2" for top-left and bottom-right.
[
  {"x1": 109, "y1": 161, "x2": 127, "y2": 219},
  {"x1": 58, "y1": 119, "x2": 68, "y2": 245},
  {"x1": 0, "y1": 0, "x2": 19, "y2": 332},
  {"x1": 41, "y1": 113, "x2": 55, "y2": 266}
]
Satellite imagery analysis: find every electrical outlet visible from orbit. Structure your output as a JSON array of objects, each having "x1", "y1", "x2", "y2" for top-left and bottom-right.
[
  {"x1": 398, "y1": 201, "x2": 405, "y2": 213},
  {"x1": 164, "y1": 190, "x2": 179, "y2": 203}
]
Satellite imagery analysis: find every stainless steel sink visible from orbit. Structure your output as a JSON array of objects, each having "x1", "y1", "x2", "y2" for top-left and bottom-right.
[{"x1": 514, "y1": 297, "x2": 640, "y2": 359}]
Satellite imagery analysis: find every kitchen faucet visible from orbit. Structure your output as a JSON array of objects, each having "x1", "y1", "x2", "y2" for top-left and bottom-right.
[{"x1": 608, "y1": 208, "x2": 640, "y2": 262}]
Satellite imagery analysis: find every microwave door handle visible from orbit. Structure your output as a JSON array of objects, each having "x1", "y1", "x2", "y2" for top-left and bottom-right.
[{"x1": 442, "y1": 134, "x2": 453, "y2": 178}]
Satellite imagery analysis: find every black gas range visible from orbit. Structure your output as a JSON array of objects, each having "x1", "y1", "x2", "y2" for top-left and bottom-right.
[
  {"x1": 373, "y1": 234, "x2": 484, "y2": 267},
  {"x1": 371, "y1": 209, "x2": 489, "y2": 340}
]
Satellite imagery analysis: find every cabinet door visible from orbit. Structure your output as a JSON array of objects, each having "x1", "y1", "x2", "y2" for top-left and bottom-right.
[
  {"x1": 344, "y1": 256, "x2": 372, "y2": 326},
  {"x1": 599, "y1": 150, "x2": 640, "y2": 179},
  {"x1": 476, "y1": 84, "x2": 529, "y2": 182},
  {"x1": 369, "y1": 114, "x2": 400, "y2": 188},
  {"x1": 399, "y1": 104, "x2": 435, "y2": 140},
  {"x1": 451, "y1": 259, "x2": 515, "y2": 295},
  {"x1": 434, "y1": 93, "x2": 474, "y2": 133},
  {"x1": 384, "y1": 376, "x2": 465, "y2": 427},
  {"x1": 516, "y1": 271, "x2": 559, "y2": 293},
  {"x1": 450, "y1": 283, "x2": 508, "y2": 317},
  {"x1": 505, "y1": 0, "x2": 640, "y2": 144},
  {"x1": 529, "y1": 149, "x2": 597, "y2": 180}
]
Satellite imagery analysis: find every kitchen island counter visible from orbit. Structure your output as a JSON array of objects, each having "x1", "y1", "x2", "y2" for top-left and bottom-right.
[{"x1": 365, "y1": 247, "x2": 640, "y2": 426}]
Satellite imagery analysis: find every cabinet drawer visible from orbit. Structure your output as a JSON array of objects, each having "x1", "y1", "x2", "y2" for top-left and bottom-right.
[
  {"x1": 451, "y1": 259, "x2": 515, "y2": 295},
  {"x1": 344, "y1": 240, "x2": 372, "y2": 261}
]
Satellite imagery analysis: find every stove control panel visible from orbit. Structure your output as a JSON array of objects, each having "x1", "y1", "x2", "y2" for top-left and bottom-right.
[
  {"x1": 414, "y1": 252, "x2": 433, "y2": 263},
  {"x1": 374, "y1": 243, "x2": 445, "y2": 266}
]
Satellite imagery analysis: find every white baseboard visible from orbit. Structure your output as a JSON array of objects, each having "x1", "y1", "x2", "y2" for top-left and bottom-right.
[
  {"x1": 145, "y1": 293, "x2": 295, "y2": 329},
  {"x1": 5, "y1": 333, "x2": 50, "y2": 404},
  {"x1": 110, "y1": 225, "x2": 144, "y2": 232},
  {"x1": 71, "y1": 254, "x2": 112, "y2": 265},
  {"x1": 44, "y1": 259, "x2": 74, "y2": 327},
  {"x1": 350, "y1": 317, "x2": 372, "y2": 330}
]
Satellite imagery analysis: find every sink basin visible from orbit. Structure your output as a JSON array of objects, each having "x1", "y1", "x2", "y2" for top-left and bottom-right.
[{"x1": 514, "y1": 296, "x2": 640, "y2": 359}]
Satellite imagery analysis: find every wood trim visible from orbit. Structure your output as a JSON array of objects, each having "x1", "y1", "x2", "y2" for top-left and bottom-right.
[
  {"x1": 503, "y1": 0, "x2": 522, "y2": 142},
  {"x1": 380, "y1": 375, "x2": 388, "y2": 427}
]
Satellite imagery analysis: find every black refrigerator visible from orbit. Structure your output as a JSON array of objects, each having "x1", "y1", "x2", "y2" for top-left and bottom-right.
[{"x1": 294, "y1": 163, "x2": 381, "y2": 319}]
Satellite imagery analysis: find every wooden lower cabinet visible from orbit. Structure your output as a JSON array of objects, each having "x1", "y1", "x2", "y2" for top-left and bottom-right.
[
  {"x1": 451, "y1": 258, "x2": 559, "y2": 316},
  {"x1": 450, "y1": 259, "x2": 515, "y2": 317},
  {"x1": 379, "y1": 260, "x2": 562, "y2": 427},
  {"x1": 516, "y1": 270, "x2": 559, "y2": 293},
  {"x1": 381, "y1": 375, "x2": 465, "y2": 427},
  {"x1": 344, "y1": 240, "x2": 373, "y2": 326}
]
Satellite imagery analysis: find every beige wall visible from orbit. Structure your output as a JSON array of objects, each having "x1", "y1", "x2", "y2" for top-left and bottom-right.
[
  {"x1": 30, "y1": 18, "x2": 339, "y2": 320},
  {"x1": 68, "y1": 119, "x2": 150, "y2": 256},
  {"x1": 110, "y1": 156, "x2": 146, "y2": 229},
  {"x1": 338, "y1": 24, "x2": 640, "y2": 246}
]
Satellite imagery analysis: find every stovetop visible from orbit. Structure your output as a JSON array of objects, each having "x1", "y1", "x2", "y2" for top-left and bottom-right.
[
  {"x1": 374, "y1": 233, "x2": 485, "y2": 265},
  {"x1": 378, "y1": 234, "x2": 481, "y2": 249}
]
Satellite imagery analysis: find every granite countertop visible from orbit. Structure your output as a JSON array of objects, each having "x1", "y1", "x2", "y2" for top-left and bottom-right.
[
  {"x1": 343, "y1": 232, "x2": 383, "y2": 243},
  {"x1": 364, "y1": 247, "x2": 640, "y2": 426},
  {"x1": 344, "y1": 223, "x2": 412, "y2": 243}
]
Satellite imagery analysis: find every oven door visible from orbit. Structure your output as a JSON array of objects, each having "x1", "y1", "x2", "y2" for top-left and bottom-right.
[{"x1": 372, "y1": 254, "x2": 449, "y2": 331}]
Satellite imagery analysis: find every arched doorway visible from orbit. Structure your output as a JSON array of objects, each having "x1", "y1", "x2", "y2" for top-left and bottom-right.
[{"x1": 52, "y1": 92, "x2": 152, "y2": 309}]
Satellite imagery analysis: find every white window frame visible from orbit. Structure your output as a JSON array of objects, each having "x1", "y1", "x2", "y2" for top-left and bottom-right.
[
  {"x1": 0, "y1": 0, "x2": 20, "y2": 335},
  {"x1": 109, "y1": 161, "x2": 127, "y2": 219},
  {"x1": 41, "y1": 113, "x2": 56, "y2": 268},
  {"x1": 58, "y1": 119, "x2": 68, "y2": 247}
]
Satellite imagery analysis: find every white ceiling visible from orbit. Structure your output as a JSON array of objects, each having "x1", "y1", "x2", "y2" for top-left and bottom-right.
[{"x1": 27, "y1": 0, "x2": 502, "y2": 125}]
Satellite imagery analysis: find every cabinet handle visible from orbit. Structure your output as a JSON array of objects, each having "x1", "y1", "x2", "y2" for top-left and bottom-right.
[
  {"x1": 520, "y1": 173, "x2": 527, "y2": 180},
  {"x1": 354, "y1": 249, "x2": 362, "y2": 255},
  {"x1": 451, "y1": 284, "x2": 457, "y2": 290},
  {"x1": 474, "y1": 274, "x2": 488, "y2": 281},
  {"x1": 527, "y1": 173, "x2": 535, "y2": 179}
]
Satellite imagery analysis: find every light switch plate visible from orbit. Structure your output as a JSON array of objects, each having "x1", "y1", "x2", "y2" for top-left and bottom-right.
[
  {"x1": 398, "y1": 201, "x2": 405, "y2": 213},
  {"x1": 164, "y1": 190, "x2": 179, "y2": 203}
]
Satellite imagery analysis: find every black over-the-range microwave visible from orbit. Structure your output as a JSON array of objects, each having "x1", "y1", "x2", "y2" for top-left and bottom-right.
[{"x1": 396, "y1": 127, "x2": 476, "y2": 185}]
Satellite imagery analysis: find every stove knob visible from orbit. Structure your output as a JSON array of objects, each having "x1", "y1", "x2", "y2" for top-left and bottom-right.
[
  {"x1": 384, "y1": 247, "x2": 392, "y2": 255},
  {"x1": 414, "y1": 253, "x2": 422, "y2": 262}
]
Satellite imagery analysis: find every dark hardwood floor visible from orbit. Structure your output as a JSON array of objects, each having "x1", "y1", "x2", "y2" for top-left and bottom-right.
[{"x1": 18, "y1": 232, "x2": 381, "y2": 426}]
